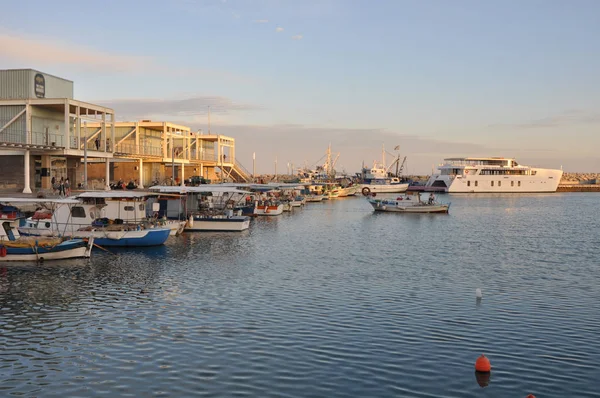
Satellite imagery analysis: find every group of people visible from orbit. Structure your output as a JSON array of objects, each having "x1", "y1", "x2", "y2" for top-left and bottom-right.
[{"x1": 51, "y1": 176, "x2": 71, "y2": 196}]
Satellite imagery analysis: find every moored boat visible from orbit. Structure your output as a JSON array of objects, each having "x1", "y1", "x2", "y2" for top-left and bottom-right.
[
  {"x1": 366, "y1": 193, "x2": 450, "y2": 214},
  {"x1": 0, "y1": 198, "x2": 94, "y2": 261},
  {"x1": 425, "y1": 157, "x2": 563, "y2": 193}
]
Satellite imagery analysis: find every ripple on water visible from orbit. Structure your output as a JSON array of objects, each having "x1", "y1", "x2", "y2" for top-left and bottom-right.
[{"x1": 0, "y1": 194, "x2": 599, "y2": 397}]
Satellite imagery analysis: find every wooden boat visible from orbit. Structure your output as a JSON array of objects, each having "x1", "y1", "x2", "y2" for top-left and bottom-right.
[
  {"x1": 148, "y1": 185, "x2": 252, "y2": 231},
  {"x1": 18, "y1": 192, "x2": 171, "y2": 247},
  {"x1": 367, "y1": 194, "x2": 450, "y2": 214},
  {"x1": 0, "y1": 198, "x2": 94, "y2": 261}
]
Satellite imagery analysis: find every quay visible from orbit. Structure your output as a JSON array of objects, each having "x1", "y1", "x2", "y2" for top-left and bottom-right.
[{"x1": 557, "y1": 184, "x2": 600, "y2": 192}]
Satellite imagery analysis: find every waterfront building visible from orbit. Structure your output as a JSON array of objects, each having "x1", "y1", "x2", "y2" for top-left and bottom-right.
[
  {"x1": 0, "y1": 69, "x2": 250, "y2": 193},
  {"x1": 0, "y1": 69, "x2": 114, "y2": 193}
]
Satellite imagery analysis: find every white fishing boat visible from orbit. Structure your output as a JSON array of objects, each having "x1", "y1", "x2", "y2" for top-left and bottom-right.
[
  {"x1": 0, "y1": 198, "x2": 94, "y2": 261},
  {"x1": 149, "y1": 185, "x2": 252, "y2": 231},
  {"x1": 19, "y1": 192, "x2": 171, "y2": 247},
  {"x1": 425, "y1": 157, "x2": 563, "y2": 193},
  {"x1": 366, "y1": 193, "x2": 450, "y2": 214},
  {"x1": 358, "y1": 145, "x2": 409, "y2": 195}
]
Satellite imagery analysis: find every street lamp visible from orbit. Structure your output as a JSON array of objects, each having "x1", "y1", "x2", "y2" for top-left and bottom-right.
[{"x1": 83, "y1": 121, "x2": 88, "y2": 189}]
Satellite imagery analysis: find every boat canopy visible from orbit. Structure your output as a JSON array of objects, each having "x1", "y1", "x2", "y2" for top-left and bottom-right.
[
  {"x1": 149, "y1": 185, "x2": 251, "y2": 195},
  {"x1": 0, "y1": 197, "x2": 81, "y2": 204},
  {"x1": 76, "y1": 191, "x2": 160, "y2": 199}
]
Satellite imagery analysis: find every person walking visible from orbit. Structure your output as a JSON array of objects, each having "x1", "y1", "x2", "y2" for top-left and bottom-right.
[
  {"x1": 95, "y1": 136, "x2": 100, "y2": 150},
  {"x1": 51, "y1": 176, "x2": 57, "y2": 195},
  {"x1": 65, "y1": 178, "x2": 71, "y2": 196}
]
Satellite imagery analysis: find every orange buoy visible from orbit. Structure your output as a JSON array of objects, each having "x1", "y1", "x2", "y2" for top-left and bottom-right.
[
  {"x1": 525, "y1": 395, "x2": 536, "y2": 398},
  {"x1": 475, "y1": 354, "x2": 491, "y2": 372}
]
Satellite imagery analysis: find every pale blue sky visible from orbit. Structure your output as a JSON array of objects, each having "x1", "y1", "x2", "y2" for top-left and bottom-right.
[{"x1": 2, "y1": 0, "x2": 600, "y2": 173}]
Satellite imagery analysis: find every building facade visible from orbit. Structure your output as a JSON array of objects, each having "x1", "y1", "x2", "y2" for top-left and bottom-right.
[{"x1": 0, "y1": 69, "x2": 250, "y2": 193}]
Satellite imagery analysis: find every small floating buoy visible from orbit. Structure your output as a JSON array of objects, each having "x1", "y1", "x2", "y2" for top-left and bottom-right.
[
  {"x1": 475, "y1": 354, "x2": 491, "y2": 372},
  {"x1": 476, "y1": 288, "x2": 482, "y2": 299},
  {"x1": 525, "y1": 395, "x2": 536, "y2": 398}
]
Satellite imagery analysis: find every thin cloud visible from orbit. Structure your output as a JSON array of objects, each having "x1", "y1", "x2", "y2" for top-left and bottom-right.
[
  {"x1": 291, "y1": 34, "x2": 303, "y2": 40},
  {"x1": 253, "y1": 19, "x2": 269, "y2": 23},
  {"x1": 489, "y1": 109, "x2": 600, "y2": 129},
  {"x1": 275, "y1": 27, "x2": 284, "y2": 32},
  {"x1": 0, "y1": 30, "x2": 256, "y2": 83},
  {"x1": 96, "y1": 96, "x2": 261, "y2": 121},
  {"x1": 0, "y1": 32, "x2": 148, "y2": 72}
]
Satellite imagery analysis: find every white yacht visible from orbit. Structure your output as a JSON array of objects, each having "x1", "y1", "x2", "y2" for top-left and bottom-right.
[{"x1": 425, "y1": 157, "x2": 563, "y2": 193}]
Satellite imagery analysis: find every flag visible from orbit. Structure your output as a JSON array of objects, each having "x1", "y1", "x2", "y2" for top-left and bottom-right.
[{"x1": 394, "y1": 145, "x2": 400, "y2": 150}]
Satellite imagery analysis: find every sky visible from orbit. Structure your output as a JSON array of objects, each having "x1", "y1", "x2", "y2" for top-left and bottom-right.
[{"x1": 1, "y1": 0, "x2": 600, "y2": 174}]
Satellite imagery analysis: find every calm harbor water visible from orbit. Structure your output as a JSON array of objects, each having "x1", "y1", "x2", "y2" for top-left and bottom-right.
[{"x1": 1, "y1": 193, "x2": 599, "y2": 397}]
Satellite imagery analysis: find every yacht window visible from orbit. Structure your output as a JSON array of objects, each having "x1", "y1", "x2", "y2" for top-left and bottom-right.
[
  {"x1": 518, "y1": 181, "x2": 521, "y2": 187},
  {"x1": 491, "y1": 181, "x2": 494, "y2": 187},
  {"x1": 124, "y1": 206, "x2": 135, "y2": 211},
  {"x1": 475, "y1": 181, "x2": 478, "y2": 187},
  {"x1": 467, "y1": 181, "x2": 471, "y2": 187},
  {"x1": 511, "y1": 181, "x2": 514, "y2": 187},
  {"x1": 71, "y1": 206, "x2": 86, "y2": 218},
  {"x1": 498, "y1": 181, "x2": 501, "y2": 187}
]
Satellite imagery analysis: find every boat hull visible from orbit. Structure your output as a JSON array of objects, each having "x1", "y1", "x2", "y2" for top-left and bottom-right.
[
  {"x1": 74, "y1": 228, "x2": 171, "y2": 247},
  {"x1": 254, "y1": 204, "x2": 284, "y2": 216},
  {"x1": 0, "y1": 238, "x2": 93, "y2": 261},
  {"x1": 360, "y1": 183, "x2": 409, "y2": 194},
  {"x1": 186, "y1": 216, "x2": 250, "y2": 232},
  {"x1": 368, "y1": 199, "x2": 449, "y2": 214}
]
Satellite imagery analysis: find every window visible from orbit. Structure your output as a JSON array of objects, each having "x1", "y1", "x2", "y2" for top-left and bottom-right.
[
  {"x1": 498, "y1": 181, "x2": 501, "y2": 187},
  {"x1": 475, "y1": 181, "x2": 478, "y2": 187},
  {"x1": 491, "y1": 181, "x2": 494, "y2": 187},
  {"x1": 467, "y1": 181, "x2": 471, "y2": 187},
  {"x1": 511, "y1": 181, "x2": 514, "y2": 187},
  {"x1": 71, "y1": 206, "x2": 86, "y2": 218},
  {"x1": 139, "y1": 204, "x2": 145, "y2": 210},
  {"x1": 124, "y1": 206, "x2": 135, "y2": 211},
  {"x1": 518, "y1": 181, "x2": 521, "y2": 187}
]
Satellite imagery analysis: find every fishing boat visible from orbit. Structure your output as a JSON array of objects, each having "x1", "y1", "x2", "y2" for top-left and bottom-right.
[
  {"x1": 19, "y1": 192, "x2": 171, "y2": 247},
  {"x1": 0, "y1": 198, "x2": 94, "y2": 261},
  {"x1": 358, "y1": 145, "x2": 409, "y2": 195},
  {"x1": 366, "y1": 193, "x2": 450, "y2": 214},
  {"x1": 149, "y1": 185, "x2": 252, "y2": 231}
]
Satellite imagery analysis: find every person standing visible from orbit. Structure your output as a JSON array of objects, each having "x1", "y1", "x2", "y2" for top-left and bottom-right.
[
  {"x1": 59, "y1": 177, "x2": 65, "y2": 196},
  {"x1": 51, "y1": 176, "x2": 57, "y2": 194},
  {"x1": 95, "y1": 136, "x2": 100, "y2": 150}
]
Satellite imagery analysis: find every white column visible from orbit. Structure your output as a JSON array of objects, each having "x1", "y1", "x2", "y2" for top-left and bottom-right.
[
  {"x1": 180, "y1": 163, "x2": 185, "y2": 186},
  {"x1": 22, "y1": 150, "x2": 32, "y2": 194},
  {"x1": 105, "y1": 158, "x2": 110, "y2": 190},
  {"x1": 138, "y1": 159, "x2": 144, "y2": 189}
]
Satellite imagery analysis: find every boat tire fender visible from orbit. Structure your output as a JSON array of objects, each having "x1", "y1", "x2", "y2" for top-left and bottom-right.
[{"x1": 361, "y1": 187, "x2": 371, "y2": 196}]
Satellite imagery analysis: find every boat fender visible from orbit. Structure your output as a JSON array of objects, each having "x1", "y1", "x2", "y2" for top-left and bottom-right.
[
  {"x1": 371, "y1": 192, "x2": 376, "y2": 197},
  {"x1": 361, "y1": 187, "x2": 371, "y2": 196},
  {"x1": 0, "y1": 246, "x2": 6, "y2": 257},
  {"x1": 382, "y1": 205, "x2": 387, "y2": 210}
]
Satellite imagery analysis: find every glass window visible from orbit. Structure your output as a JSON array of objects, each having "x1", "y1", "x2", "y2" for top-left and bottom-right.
[
  {"x1": 71, "y1": 206, "x2": 86, "y2": 218},
  {"x1": 467, "y1": 181, "x2": 471, "y2": 187},
  {"x1": 124, "y1": 206, "x2": 135, "y2": 211},
  {"x1": 491, "y1": 181, "x2": 494, "y2": 187},
  {"x1": 518, "y1": 181, "x2": 521, "y2": 187},
  {"x1": 498, "y1": 181, "x2": 501, "y2": 187},
  {"x1": 475, "y1": 181, "x2": 478, "y2": 187},
  {"x1": 511, "y1": 181, "x2": 514, "y2": 187}
]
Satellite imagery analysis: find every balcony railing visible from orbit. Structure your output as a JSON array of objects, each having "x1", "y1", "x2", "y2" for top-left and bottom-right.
[
  {"x1": 114, "y1": 143, "x2": 162, "y2": 157},
  {"x1": 0, "y1": 130, "x2": 65, "y2": 147}
]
